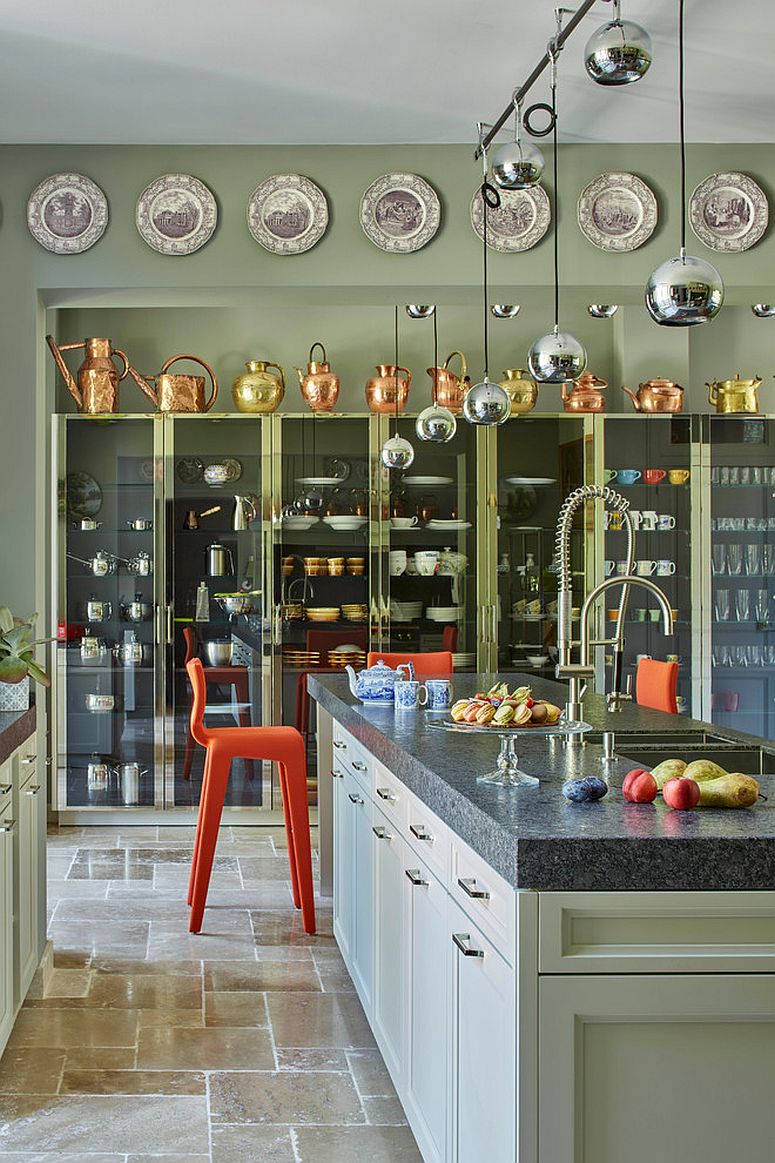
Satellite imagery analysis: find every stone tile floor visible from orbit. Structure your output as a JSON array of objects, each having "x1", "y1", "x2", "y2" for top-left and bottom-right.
[{"x1": 0, "y1": 824, "x2": 422, "y2": 1162}]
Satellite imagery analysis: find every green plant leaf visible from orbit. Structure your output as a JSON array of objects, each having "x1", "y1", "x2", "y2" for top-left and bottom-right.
[
  {"x1": 0, "y1": 657, "x2": 27, "y2": 683},
  {"x1": 24, "y1": 659, "x2": 50, "y2": 687},
  {"x1": 0, "y1": 607, "x2": 14, "y2": 634}
]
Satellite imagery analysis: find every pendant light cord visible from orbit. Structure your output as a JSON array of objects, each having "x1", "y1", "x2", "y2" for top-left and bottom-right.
[
  {"x1": 550, "y1": 45, "x2": 560, "y2": 330},
  {"x1": 482, "y1": 183, "x2": 490, "y2": 378},
  {"x1": 678, "y1": 0, "x2": 687, "y2": 254},
  {"x1": 432, "y1": 307, "x2": 439, "y2": 404},
  {"x1": 393, "y1": 303, "x2": 399, "y2": 436}
]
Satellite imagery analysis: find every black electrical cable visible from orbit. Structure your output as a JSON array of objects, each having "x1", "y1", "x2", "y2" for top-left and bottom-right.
[
  {"x1": 393, "y1": 303, "x2": 399, "y2": 435},
  {"x1": 432, "y1": 306, "x2": 439, "y2": 404},
  {"x1": 551, "y1": 67, "x2": 560, "y2": 330},
  {"x1": 679, "y1": 0, "x2": 686, "y2": 252}
]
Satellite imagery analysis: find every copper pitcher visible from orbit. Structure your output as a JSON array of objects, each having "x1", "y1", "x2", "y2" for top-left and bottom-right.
[
  {"x1": 562, "y1": 371, "x2": 607, "y2": 413},
  {"x1": 46, "y1": 335, "x2": 132, "y2": 414},
  {"x1": 295, "y1": 343, "x2": 339, "y2": 412},
  {"x1": 128, "y1": 354, "x2": 218, "y2": 412},
  {"x1": 365, "y1": 364, "x2": 411, "y2": 414},
  {"x1": 426, "y1": 351, "x2": 468, "y2": 415},
  {"x1": 497, "y1": 368, "x2": 538, "y2": 415},
  {"x1": 621, "y1": 378, "x2": 684, "y2": 413},
  {"x1": 231, "y1": 360, "x2": 285, "y2": 413},
  {"x1": 707, "y1": 372, "x2": 762, "y2": 415}
]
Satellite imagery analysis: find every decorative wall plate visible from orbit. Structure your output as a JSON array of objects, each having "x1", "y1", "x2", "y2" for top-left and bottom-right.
[
  {"x1": 136, "y1": 174, "x2": 217, "y2": 255},
  {"x1": 360, "y1": 173, "x2": 441, "y2": 253},
  {"x1": 689, "y1": 172, "x2": 768, "y2": 252},
  {"x1": 470, "y1": 185, "x2": 550, "y2": 252},
  {"x1": 577, "y1": 172, "x2": 657, "y2": 252},
  {"x1": 27, "y1": 173, "x2": 108, "y2": 254},
  {"x1": 247, "y1": 174, "x2": 328, "y2": 254}
]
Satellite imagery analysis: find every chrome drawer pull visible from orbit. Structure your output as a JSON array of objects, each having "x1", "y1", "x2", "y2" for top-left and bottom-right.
[
  {"x1": 458, "y1": 876, "x2": 491, "y2": 900},
  {"x1": 21, "y1": 755, "x2": 36, "y2": 765},
  {"x1": 333, "y1": 740, "x2": 347, "y2": 750},
  {"x1": 0, "y1": 820, "x2": 16, "y2": 835},
  {"x1": 376, "y1": 787, "x2": 396, "y2": 803},
  {"x1": 0, "y1": 784, "x2": 12, "y2": 796},
  {"x1": 410, "y1": 823, "x2": 432, "y2": 841},
  {"x1": 372, "y1": 825, "x2": 393, "y2": 840},
  {"x1": 330, "y1": 769, "x2": 344, "y2": 779},
  {"x1": 452, "y1": 932, "x2": 485, "y2": 958},
  {"x1": 405, "y1": 868, "x2": 429, "y2": 887},
  {"x1": 352, "y1": 760, "x2": 368, "y2": 772},
  {"x1": 348, "y1": 793, "x2": 364, "y2": 805},
  {"x1": 26, "y1": 785, "x2": 41, "y2": 796}
]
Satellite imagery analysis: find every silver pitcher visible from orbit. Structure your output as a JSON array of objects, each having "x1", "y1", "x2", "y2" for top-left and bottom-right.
[
  {"x1": 84, "y1": 598, "x2": 113, "y2": 622},
  {"x1": 207, "y1": 542, "x2": 235, "y2": 577},
  {"x1": 232, "y1": 494, "x2": 259, "y2": 531}
]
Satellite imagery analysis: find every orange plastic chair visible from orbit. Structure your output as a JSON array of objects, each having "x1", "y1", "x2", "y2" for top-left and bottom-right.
[
  {"x1": 635, "y1": 658, "x2": 679, "y2": 714},
  {"x1": 182, "y1": 627, "x2": 253, "y2": 781},
  {"x1": 366, "y1": 651, "x2": 453, "y2": 675},
  {"x1": 185, "y1": 658, "x2": 316, "y2": 936}
]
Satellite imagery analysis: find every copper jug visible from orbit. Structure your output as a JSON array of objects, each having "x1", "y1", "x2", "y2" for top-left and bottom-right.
[
  {"x1": 46, "y1": 335, "x2": 133, "y2": 414},
  {"x1": 128, "y1": 354, "x2": 218, "y2": 412},
  {"x1": 621, "y1": 378, "x2": 684, "y2": 413},
  {"x1": 365, "y1": 364, "x2": 411, "y2": 414},
  {"x1": 707, "y1": 372, "x2": 763, "y2": 415},
  {"x1": 295, "y1": 343, "x2": 339, "y2": 412},
  {"x1": 497, "y1": 368, "x2": 538, "y2": 415},
  {"x1": 231, "y1": 360, "x2": 286, "y2": 413},
  {"x1": 562, "y1": 371, "x2": 607, "y2": 413},
  {"x1": 426, "y1": 351, "x2": 468, "y2": 415}
]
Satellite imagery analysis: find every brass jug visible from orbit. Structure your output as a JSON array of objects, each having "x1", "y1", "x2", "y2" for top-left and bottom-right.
[
  {"x1": 232, "y1": 360, "x2": 286, "y2": 413},
  {"x1": 621, "y1": 378, "x2": 684, "y2": 413},
  {"x1": 426, "y1": 351, "x2": 468, "y2": 415},
  {"x1": 497, "y1": 368, "x2": 538, "y2": 415},
  {"x1": 46, "y1": 335, "x2": 133, "y2": 414},
  {"x1": 295, "y1": 343, "x2": 339, "y2": 412},
  {"x1": 127, "y1": 354, "x2": 218, "y2": 412},
  {"x1": 562, "y1": 371, "x2": 607, "y2": 414},
  {"x1": 707, "y1": 372, "x2": 763, "y2": 415},
  {"x1": 365, "y1": 364, "x2": 411, "y2": 414}
]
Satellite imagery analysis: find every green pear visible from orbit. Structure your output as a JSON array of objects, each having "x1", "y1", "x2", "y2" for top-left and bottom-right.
[
  {"x1": 697, "y1": 773, "x2": 759, "y2": 809},
  {"x1": 682, "y1": 759, "x2": 728, "y2": 783},
  {"x1": 650, "y1": 758, "x2": 687, "y2": 790}
]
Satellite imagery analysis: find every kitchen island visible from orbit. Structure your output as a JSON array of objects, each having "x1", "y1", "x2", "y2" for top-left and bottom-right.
[{"x1": 309, "y1": 673, "x2": 775, "y2": 1163}]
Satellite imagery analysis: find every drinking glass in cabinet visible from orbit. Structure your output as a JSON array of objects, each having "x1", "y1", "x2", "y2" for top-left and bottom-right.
[
  {"x1": 745, "y1": 545, "x2": 761, "y2": 576},
  {"x1": 712, "y1": 545, "x2": 726, "y2": 576},
  {"x1": 715, "y1": 589, "x2": 730, "y2": 621},
  {"x1": 727, "y1": 545, "x2": 743, "y2": 576},
  {"x1": 734, "y1": 590, "x2": 750, "y2": 623}
]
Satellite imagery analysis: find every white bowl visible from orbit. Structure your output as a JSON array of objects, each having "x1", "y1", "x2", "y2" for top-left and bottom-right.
[
  {"x1": 323, "y1": 517, "x2": 367, "y2": 530},
  {"x1": 283, "y1": 517, "x2": 318, "y2": 530},
  {"x1": 527, "y1": 655, "x2": 549, "y2": 667},
  {"x1": 426, "y1": 607, "x2": 463, "y2": 621}
]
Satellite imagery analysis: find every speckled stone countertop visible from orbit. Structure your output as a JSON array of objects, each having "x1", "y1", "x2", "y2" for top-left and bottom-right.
[
  {"x1": 309, "y1": 674, "x2": 775, "y2": 892},
  {"x1": 0, "y1": 706, "x2": 36, "y2": 767}
]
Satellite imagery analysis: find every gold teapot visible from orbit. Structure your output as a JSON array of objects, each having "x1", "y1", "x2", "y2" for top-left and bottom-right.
[
  {"x1": 127, "y1": 354, "x2": 218, "y2": 412},
  {"x1": 562, "y1": 371, "x2": 607, "y2": 413},
  {"x1": 426, "y1": 351, "x2": 468, "y2": 414},
  {"x1": 707, "y1": 372, "x2": 763, "y2": 415},
  {"x1": 497, "y1": 368, "x2": 538, "y2": 415},
  {"x1": 46, "y1": 335, "x2": 136, "y2": 414},
  {"x1": 232, "y1": 360, "x2": 286, "y2": 413},
  {"x1": 365, "y1": 364, "x2": 411, "y2": 414},
  {"x1": 621, "y1": 378, "x2": 684, "y2": 413},
  {"x1": 295, "y1": 343, "x2": 339, "y2": 412}
]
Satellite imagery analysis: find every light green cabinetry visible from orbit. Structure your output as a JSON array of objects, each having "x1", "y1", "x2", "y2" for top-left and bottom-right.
[{"x1": 0, "y1": 765, "x2": 15, "y2": 1053}]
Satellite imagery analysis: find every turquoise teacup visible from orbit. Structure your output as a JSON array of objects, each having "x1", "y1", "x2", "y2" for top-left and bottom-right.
[{"x1": 617, "y1": 468, "x2": 642, "y2": 486}]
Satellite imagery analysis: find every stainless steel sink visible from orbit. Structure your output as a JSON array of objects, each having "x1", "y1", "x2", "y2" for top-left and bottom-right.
[
  {"x1": 586, "y1": 731, "x2": 771, "y2": 775},
  {"x1": 588, "y1": 730, "x2": 752, "y2": 750}
]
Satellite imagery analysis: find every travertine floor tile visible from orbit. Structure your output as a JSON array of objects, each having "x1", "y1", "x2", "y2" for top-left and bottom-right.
[
  {"x1": 204, "y1": 960, "x2": 320, "y2": 993},
  {"x1": 266, "y1": 992, "x2": 376, "y2": 1049},
  {"x1": 0, "y1": 1048, "x2": 66, "y2": 1095},
  {"x1": 8, "y1": 1008, "x2": 139, "y2": 1049},
  {"x1": 63, "y1": 1047, "x2": 137, "y2": 1070},
  {"x1": 347, "y1": 1049, "x2": 398, "y2": 1097},
  {"x1": 238, "y1": 855, "x2": 294, "y2": 881},
  {"x1": 0, "y1": 1095, "x2": 210, "y2": 1154},
  {"x1": 128, "y1": 1156, "x2": 210, "y2": 1163},
  {"x1": 211, "y1": 1124, "x2": 296, "y2": 1163},
  {"x1": 89, "y1": 956, "x2": 202, "y2": 977},
  {"x1": 86, "y1": 973, "x2": 202, "y2": 1010},
  {"x1": 0, "y1": 1154, "x2": 124, "y2": 1162},
  {"x1": 276, "y1": 1047, "x2": 349, "y2": 1072},
  {"x1": 294, "y1": 1125, "x2": 423, "y2": 1162},
  {"x1": 250, "y1": 911, "x2": 335, "y2": 948},
  {"x1": 146, "y1": 931, "x2": 258, "y2": 962},
  {"x1": 209, "y1": 1069, "x2": 364, "y2": 1125},
  {"x1": 205, "y1": 992, "x2": 269, "y2": 1028},
  {"x1": 137, "y1": 1007, "x2": 205, "y2": 1029},
  {"x1": 40, "y1": 968, "x2": 93, "y2": 998},
  {"x1": 363, "y1": 1095, "x2": 408, "y2": 1124},
  {"x1": 60, "y1": 1068, "x2": 206, "y2": 1096},
  {"x1": 136, "y1": 1026, "x2": 274, "y2": 1070},
  {"x1": 48, "y1": 880, "x2": 110, "y2": 900}
]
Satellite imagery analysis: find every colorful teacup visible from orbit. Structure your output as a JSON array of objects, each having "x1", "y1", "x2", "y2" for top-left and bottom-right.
[
  {"x1": 668, "y1": 468, "x2": 690, "y2": 484},
  {"x1": 616, "y1": 469, "x2": 642, "y2": 485},
  {"x1": 643, "y1": 468, "x2": 667, "y2": 484}
]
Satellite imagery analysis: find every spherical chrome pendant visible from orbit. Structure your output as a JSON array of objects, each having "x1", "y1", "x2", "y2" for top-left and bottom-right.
[
  {"x1": 462, "y1": 377, "x2": 512, "y2": 426},
  {"x1": 492, "y1": 139, "x2": 545, "y2": 189},
  {"x1": 584, "y1": 19, "x2": 652, "y2": 85},
  {"x1": 528, "y1": 328, "x2": 587, "y2": 383},
  {"x1": 405, "y1": 304, "x2": 436, "y2": 319},
  {"x1": 415, "y1": 404, "x2": 457, "y2": 443},
  {"x1": 381, "y1": 434, "x2": 415, "y2": 470},
  {"x1": 645, "y1": 252, "x2": 724, "y2": 327}
]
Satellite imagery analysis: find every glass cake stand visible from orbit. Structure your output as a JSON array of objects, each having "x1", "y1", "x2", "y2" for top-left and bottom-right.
[{"x1": 428, "y1": 718, "x2": 592, "y2": 786}]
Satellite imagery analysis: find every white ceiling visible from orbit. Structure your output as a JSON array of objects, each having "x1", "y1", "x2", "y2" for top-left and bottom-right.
[{"x1": 0, "y1": 0, "x2": 771, "y2": 145}]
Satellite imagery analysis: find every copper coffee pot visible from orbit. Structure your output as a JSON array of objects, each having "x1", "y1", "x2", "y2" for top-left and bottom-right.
[
  {"x1": 46, "y1": 335, "x2": 134, "y2": 414},
  {"x1": 425, "y1": 351, "x2": 468, "y2": 414},
  {"x1": 295, "y1": 343, "x2": 340, "y2": 412},
  {"x1": 562, "y1": 371, "x2": 607, "y2": 413},
  {"x1": 621, "y1": 378, "x2": 685, "y2": 413},
  {"x1": 127, "y1": 354, "x2": 218, "y2": 412},
  {"x1": 365, "y1": 364, "x2": 411, "y2": 413}
]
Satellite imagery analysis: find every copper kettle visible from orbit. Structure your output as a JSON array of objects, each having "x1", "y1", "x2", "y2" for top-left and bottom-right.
[
  {"x1": 365, "y1": 364, "x2": 411, "y2": 414},
  {"x1": 621, "y1": 378, "x2": 684, "y2": 413},
  {"x1": 295, "y1": 343, "x2": 339, "y2": 412},
  {"x1": 426, "y1": 351, "x2": 468, "y2": 415},
  {"x1": 46, "y1": 335, "x2": 133, "y2": 414},
  {"x1": 562, "y1": 371, "x2": 607, "y2": 413},
  {"x1": 127, "y1": 354, "x2": 218, "y2": 413}
]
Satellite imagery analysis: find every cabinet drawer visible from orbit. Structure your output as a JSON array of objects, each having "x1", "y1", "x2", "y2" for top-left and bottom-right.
[
  {"x1": 332, "y1": 725, "x2": 371, "y2": 791},
  {"x1": 539, "y1": 891, "x2": 775, "y2": 974},
  {"x1": 403, "y1": 789, "x2": 449, "y2": 884},
  {"x1": 450, "y1": 839, "x2": 515, "y2": 965},
  {"x1": 18, "y1": 749, "x2": 38, "y2": 790},
  {"x1": 371, "y1": 760, "x2": 408, "y2": 832}
]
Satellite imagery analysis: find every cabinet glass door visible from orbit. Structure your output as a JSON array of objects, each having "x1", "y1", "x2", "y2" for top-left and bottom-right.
[
  {"x1": 55, "y1": 416, "x2": 158, "y2": 809},
  {"x1": 708, "y1": 416, "x2": 775, "y2": 740},
  {"x1": 164, "y1": 416, "x2": 269, "y2": 810}
]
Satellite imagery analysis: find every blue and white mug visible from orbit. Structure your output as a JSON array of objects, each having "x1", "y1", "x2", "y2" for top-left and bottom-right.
[
  {"x1": 395, "y1": 680, "x2": 422, "y2": 711},
  {"x1": 422, "y1": 678, "x2": 453, "y2": 711}
]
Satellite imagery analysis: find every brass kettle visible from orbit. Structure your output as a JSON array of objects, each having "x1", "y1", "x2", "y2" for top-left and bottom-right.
[
  {"x1": 497, "y1": 368, "x2": 538, "y2": 415},
  {"x1": 707, "y1": 372, "x2": 763, "y2": 415},
  {"x1": 46, "y1": 335, "x2": 134, "y2": 414},
  {"x1": 127, "y1": 354, "x2": 218, "y2": 412},
  {"x1": 232, "y1": 360, "x2": 286, "y2": 413},
  {"x1": 426, "y1": 351, "x2": 468, "y2": 415},
  {"x1": 365, "y1": 364, "x2": 411, "y2": 414},
  {"x1": 295, "y1": 343, "x2": 339, "y2": 412},
  {"x1": 621, "y1": 378, "x2": 684, "y2": 413},
  {"x1": 562, "y1": 371, "x2": 607, "y2": 413}
]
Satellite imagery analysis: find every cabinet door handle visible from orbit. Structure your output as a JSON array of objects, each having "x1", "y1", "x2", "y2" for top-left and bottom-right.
[
  {"x1": 21, "y1": 755, "x2": 36, "y2": 765},
  {"x1": 0, "y1": 820, "x2": 16, "y2": 835},
  {"x1": 352, "y1": 760, "x2": 368, "y2": 772},
  {"x1": 0, "y1": 784, "x2": 12, "y2": 796},
  {"x1": 376, "y1": 787, "x2": 396, "y2": 803},
  {"x1": 405, "y1": 867, "x2": 428, "y2": 887},
  {"x1": 330, "y1": 769, "x2": 344, "y2": 780},
  {"x1": 409, "y1": 823, "x2": 432, "y2": 841},
  {"x1": 26, "y1": 785, "x2": 41, "y2": 796},
  {"x1": 458, "y1": 876, "x2": 491, "y2": 900},
  {"x1": 372, "y1": 825, "x2": 393, "y2": 840},
  {"x1": 348, "y1": 793, "x2": 364, "y2": 805},
  {"x1": 452, "y1": 932, "x2": 485, "y2": 958},
  {"x1": 333, "y1": 740, "x2": 347, "y2": 751}
]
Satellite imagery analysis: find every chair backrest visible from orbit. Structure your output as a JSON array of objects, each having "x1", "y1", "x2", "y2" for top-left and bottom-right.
[
  {"x1": 185, "y1": 658, "x2": 211, "y2": 746},
  {"x1": 441, "y1": 625, "x2": 458, "y2": 654},
  {"x1": 183, "y1": 625, "x2": 199, "y2": 666},
  {"x1": 366, "y1": 651, "x2": 453, "y2": 675},
  {"x1": 306, "y1": 627, "x2": 369, "y2": 661},
  {"x1": 635, "y1": 658, "x2": 678, "y2": 714}
]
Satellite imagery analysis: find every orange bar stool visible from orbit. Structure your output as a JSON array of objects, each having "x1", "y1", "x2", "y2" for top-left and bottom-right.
[
  {"x1": 185, "y1": 658, "x2": 316, "y2": 935},
  {"x1": 635, "y1": 658, "x2": 679, "y2": 714},
  {"x1": 182, "y1": 626, "x2": 254, "y2": 782},
  {"x1": 366, "y1": 650, "x2": 453, "y2": 675}
]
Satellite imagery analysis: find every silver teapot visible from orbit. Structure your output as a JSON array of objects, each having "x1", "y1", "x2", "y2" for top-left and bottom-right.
[
  {"x1": 114, "y1": 632, "x2": 146, "y2": 666},
  {"x1": 121, "y1": 594, "x2": 153, "y2": 623},
  {"x1": 127, "y1": 551, "x2": 153, "y2": 577},
  {"x1": 84, "y1": 597, "x2": 113, "y2": 622}
]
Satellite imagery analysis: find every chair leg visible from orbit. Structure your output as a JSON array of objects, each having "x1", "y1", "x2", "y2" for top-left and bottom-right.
[
  {"x1": 189, "y1": 750, "x2": 231, "y2": 934},
  {"x1": 278, "y1": 763, "x2": 301, "y2": 910},
  {"x1": 234, "y1": 674, "x2": 255, "y2": 782},
  {"x1": 282, "y1": 753, "x2": 316, "y2": 935},
  {"x1": 187, "y1": 747, "x2": 212, "y2": 907}
]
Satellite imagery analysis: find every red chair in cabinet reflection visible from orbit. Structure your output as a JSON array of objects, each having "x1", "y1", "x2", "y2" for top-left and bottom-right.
[
  {"x1": 366, "y1": 650, "x2": 454, "y2": 675},
  {"x1": 182, "y1": 627, "x2": 254, "y2": 781},
  {"x1": 185, "y1": 658, "x2": 315, "y2": 935},
  {"x1": 296, "y1": 627, "x2": 369, "y2": 745},
  {"x1": 635, "y1": 658, "x2": 678, "y2": 715}
]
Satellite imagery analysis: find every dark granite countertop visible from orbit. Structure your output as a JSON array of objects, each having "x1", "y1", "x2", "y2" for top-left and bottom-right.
[
  {"x1": 0, "y1": 706, "x2": 36, "y2": 767},
  {"x1": 309, "y1": 673, "x2": 775, "y2": 892}
]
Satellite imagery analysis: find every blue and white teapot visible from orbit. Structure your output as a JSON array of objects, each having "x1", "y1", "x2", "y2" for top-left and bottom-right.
[{"x1": 345, "y1": 658, "x2": 414, "y2": 706}]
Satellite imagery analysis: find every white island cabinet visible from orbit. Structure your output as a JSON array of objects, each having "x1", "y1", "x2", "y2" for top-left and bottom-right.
[{"x1": 322, "y1": 709, "x2": 775, "y2": 1163}]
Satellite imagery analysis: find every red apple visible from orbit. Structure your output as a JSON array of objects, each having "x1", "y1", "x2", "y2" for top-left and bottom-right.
[
  {"x1": 663, "y1": 776, "x2": 700, "y2": 810},
  {"x1": 622, "y1": 768, "x2": 658, "y2": 803}
]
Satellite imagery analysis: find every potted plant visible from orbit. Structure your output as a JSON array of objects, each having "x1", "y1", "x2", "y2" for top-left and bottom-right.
[{"x1": 0, "y1": 607, "x2": 50, "y2": 712}]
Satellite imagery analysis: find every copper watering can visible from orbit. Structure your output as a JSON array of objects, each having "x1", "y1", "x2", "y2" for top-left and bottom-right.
[
  {"x1": 46, "y1": 335, "x2": 131, "y2": 414},
  {"x1": 295, "y1": 342, "x2": 340, "y2": 412},
  {"x1": 562, "y1": 371, "x2": 607, "y2": 413},
  {"x1": 621, "y1": 378, "x2": 684, "y2": 413},
  {"x1": 707, "y1": 372, "x2": 763, "y2": 415},
  {"x1": 426, "y1": 351, "x2": 468, "y2": 415},
  {"x1": 127, "y1": 354, "x2": 218, "y2": 413}
]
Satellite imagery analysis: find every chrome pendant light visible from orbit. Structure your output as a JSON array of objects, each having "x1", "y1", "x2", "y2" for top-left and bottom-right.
[
  {"x1": 645, "y1": 0, "x2": 723, "y2": 327},
  {"x1": 381, "y1": 305, "x2": 415, "y2": 470},
  {"x1": 528, "y1": 30, "x2": 587, "y2": 384},
  {"x1": 416, "y1": 309, "x2": 457, "y2": 443},
  {"x1": 584, "y1": 0, "x2": 652, "y2": 86},
  {"x1": 463, "y1": 135, "x2": 512, "y2": 428},
  {"x1": 492, "y1": 94, "x2": 545, "y2": 190},
  {"x1": 405, "y1": 304, "x2": 435, "y2": 319}
]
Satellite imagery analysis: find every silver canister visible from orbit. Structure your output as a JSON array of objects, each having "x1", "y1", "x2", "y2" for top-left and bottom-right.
[
  {"x1": 114, "y1": 634, "x2": 145, "y2": 666},
  {"x1": 80, "y1": 631, "x2": 107, "y2": 662},
  {"x1": 87, "y1": 755, "x2": 112, "y2": 790},
  {"x1": 127, "y1": 551, "x2": 153, "y2": 577},
  {"x1": 118, "y1": 762, "x2": 144, "y2": 805},
  {"x1": 86, "y1": 598, "x2": 112, "y2": 622}
]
